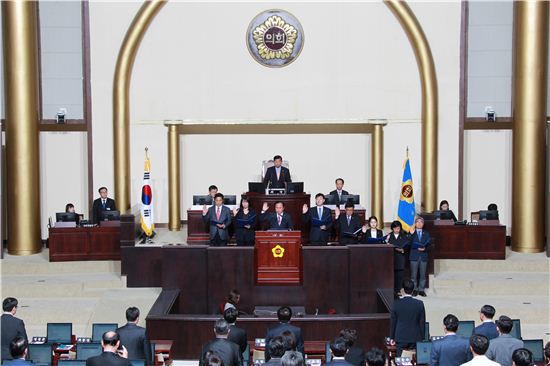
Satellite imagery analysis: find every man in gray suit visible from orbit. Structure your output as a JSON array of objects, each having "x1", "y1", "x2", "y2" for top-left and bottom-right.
[
  {"x1": 486, "y1": 316, "x2": 524, "y2": 366},
  {"x1": 202, "y1": 193, "x2": 232, "y2": 246}
]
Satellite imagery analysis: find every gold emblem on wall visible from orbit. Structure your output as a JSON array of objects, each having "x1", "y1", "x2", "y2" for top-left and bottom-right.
[{"x1": 272, "y1": 244, "x2": 285, "y2": 258}]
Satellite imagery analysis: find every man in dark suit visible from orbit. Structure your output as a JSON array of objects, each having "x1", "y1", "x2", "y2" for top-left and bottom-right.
[
  {"x1": 339, "y1": 329, "x2": 365, "y2": 366},
  {"x1": 474, "y1": 305, "x2": 499, "y2": 340},
  {"x1": 390, "y1": 279, "x2": 426, "y2": 356},
  {"x1": 409, "y1": 217, "x2": 430, "y2": 296},
  {"x1": 86, "y1": 331, "x2": 131, "y2": 366},
  {"x1": 202, "y1": 193, "x2": 232, "y2": 246},
  {"x1": 329, "y1": 178, "x2": 349, "y2": 204},
  {"x1": 430, "y1": 314, "x2": 471, "y2": 366},
  {"x1": 1, "y1": 297, "x2": 28, "y2": 360},
  {"x1": 334, "y1": 203, "x2": 362, "y2": 244},
  {"x1": 265, "y1": 307, "x2": 304, "y2": 361},
  {"x1": 92, "y1": 186, "x2": 117, "y2": 224},
  {"x1": 116, "y1": 307, "x2": 151, "y2": 366},
  {"x1": 512, "y1": 348, "x2": 534, "y2": 366},
  {"x1": 326, "y1": 337, "x2": 355, "y2": 366},
  {"x1": 263, "y1": 155, "x2": 291, "y2": 189},
  {"x1": 200, "y1": 319, "x2": 242, "y2": 366},
  {"x1": 6, "y1": 337, "x2": 33, "y2": 365},
  {"x1": 260, "y1": 202, "x2": 293, "y2": 230},
  {"x1": 223, "y1": 307, "x2": 247, "y2": 355},
  {"x1": 264, "y1": 336, "x2": 286, "y2": 366},
  {"x1": 302, "y1": 193, "x2": 333, "y2": 245},
  {"x1": 365, "y1": 348, "x2": 385, "y2": 366}
]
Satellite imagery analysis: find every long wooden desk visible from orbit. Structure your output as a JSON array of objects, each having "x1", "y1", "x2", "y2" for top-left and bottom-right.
[{"x1": 48, "y1": 224, "x2": 121, "y2": 261}]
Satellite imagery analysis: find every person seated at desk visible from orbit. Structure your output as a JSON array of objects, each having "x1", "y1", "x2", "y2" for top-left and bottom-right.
[
  {"x1": 208, "y1": 185, "x2": 218, "y2": 201},
  {"x1": 487, "y1": 203, "x2": 500, "y2": 220},
  {"x1": 360, "y1": 216, "x2": 386, "y2": 244},
  {"x1": 202, "y1": 193, "x2": 232, "y2": 246},
  {"x1": 302, "y1": 193, "x2": 333, "y2": 245},
  {"x1": 260, "y1": 201, "x2": 293, "y2": 230},
  {"x1": 386, "y1": 221, "x2": 410, "y2": 297},
  {"x1": 233, "y1": 195, "x2": 256, "y2": 246},
  {"x1": 334, "y1": 202, "x2": 362, "y2": 244},
  {"x1": 263, "y1": 155, "x2": 291, "y2": 189},
  {"x1": 65, "y1": 203, "x2": 83, "y2": 224},
  {"x1": 329, "y1": 178, "x2": 349, "y2": 203},
  {"x1": 92, "y1": 186, "x2": 117, "y2": 224},
  {"x1": 439, "y1": 200, "x2": 458, "y2": 222}
]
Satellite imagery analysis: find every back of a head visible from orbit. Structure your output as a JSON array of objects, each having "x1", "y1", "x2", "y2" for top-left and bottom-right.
[
  {"x1": 102, "y1": 331, "x2": 120, "y2": 348},
  {"x1": 281, "y1": 350, "x2": 304, "y2": 366},
  {"x1": 223, "y1": 307, "x2": 238, "y2": 324},
  {"x1": 495, "y1": 315, "x2": 513, "y2": 334},
  {"x1": 204, "y1": 352, "x2": 224, "y2": 366},
  {"x1": 267, "y1": 336, "x2": 286, "y2": 359},
  {"x1": 443, "y1": 314, "x2": 459, "y2": 333},
  {"x1": 365, "y1": 348, "x2": 386, "y2": 366},
  {"x1": 9, "y1": 336, "x2": 27, "y2": 359},
  {"x1": 402, "y1": 279, "x2": 415, "y2": 295},
  {"x1": 214, "y1": 319, "x2": 229, "y2": 336},
  {"x1": 480, "y1": 305, "x2": 496, "y2": 319},
  {"x1": 3, "y1": 297, "x2": 18, "y2": 312},
  {"x1": 512, "y1": 348, "x2": 533, "y2": 366},
  {"x1": 126, "y1": 306, "x2": 140, "y2": 322},
  {"x1": 330, "y1": 337, "x2": 348, "y2": 358},
  {"x1": 470, "y1": 334, "x2": 490, "y2": 356},
  {"x1": 544, "y1": 341, "x2": 550, "y2": 361},
  {"x1": 339, "y1": 329, "x2": 357, "y2": 348},
  {"x1": 277, "y1": 306, "x2": 292, "y2": 323},
  {"x1": 281, "y1": 330, "x2": 297, "y2": 351}
]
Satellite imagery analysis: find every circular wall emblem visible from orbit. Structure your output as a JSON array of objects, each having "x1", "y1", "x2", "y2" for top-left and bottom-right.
[{"x1": 247, "y1": 9, "x2": 304, "y2": 67}]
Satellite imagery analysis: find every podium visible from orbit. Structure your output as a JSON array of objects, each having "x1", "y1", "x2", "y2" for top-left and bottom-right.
[{"x1": 255, "y1": 231, "x2": 301, "y2": 285}]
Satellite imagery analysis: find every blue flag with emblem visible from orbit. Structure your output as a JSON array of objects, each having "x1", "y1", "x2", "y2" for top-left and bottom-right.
[{"x1": 397, "y1": 151, "x2": 416, "y2": 232}]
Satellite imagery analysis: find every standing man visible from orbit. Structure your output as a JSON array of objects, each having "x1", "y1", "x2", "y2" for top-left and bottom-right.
[
  {"x1": 461, "y1": 334, "x2": 500, "y2": 366},
  {"x1": 334, "y1": 203, "x2": 362, "y2": 244},
  {"x1": 202, "y1": 193, "x2": 232, "y2": 246},
  {"x1": 86, "y1": 331, "x2": 131, "y2": 366},
  {"x1": 224, "y1": 307, "x2": 247, "y2": 355},
  {"x1": 409, "y1": 217, "x2": 430, "y2": 297},
  {"x1": 329, "y1": 178, "x2": 349, "y2": 204},
  {"x1": 430, "y1": 314, "x2": 471, "y2": 366},
  {"x1": 263, "y1": 155, "x2": 291, "y2": 189},
  {"x1": 1, "y1": 297, "x2": 28, "y2": 360},
  {"x1": 261, "y1": 202, "x2": 293, "y2": 230},
  {"x1": 302, "y1": 193, "x2": 332, "y2": 245},
  {"x1": 486, "y1": 316, "x2": 524, "y2": 366},
  {"x1": 116, "y1": 307, "x2": 151, "y2": 365},
  {"x1": 474, "y1": 305, "x2": 499, "y2": 340},
  {"x1": 265, "y1": 307, "x2": 304, "y2": 361},
  {"x1": 92, "y1": 186, "x2": 117, "y2": 224},
  {"x1": 199, "y1": 320, "x2": 242, "y2": 366}
]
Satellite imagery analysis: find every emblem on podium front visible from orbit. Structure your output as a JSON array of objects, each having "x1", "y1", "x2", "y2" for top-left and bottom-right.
[
  {"x1": 247, "y1": 9, "x2": 304, "y2": 67},
  {"x1": 272, "y1": 244, "x2": 285, "y2": 258}
]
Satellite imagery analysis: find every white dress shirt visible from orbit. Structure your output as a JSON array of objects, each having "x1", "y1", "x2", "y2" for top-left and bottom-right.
[{"x1": 461, "y1": 355, "x2": 501, "y2": 366}]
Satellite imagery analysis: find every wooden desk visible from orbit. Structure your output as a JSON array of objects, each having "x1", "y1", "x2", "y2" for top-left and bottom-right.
[{"x1": 48, "y1": 225, "x2": 121, "y2": 261}]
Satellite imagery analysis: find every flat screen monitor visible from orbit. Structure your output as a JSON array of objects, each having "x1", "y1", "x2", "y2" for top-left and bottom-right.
[
  {"x1": 522, "y1": 339, "x2": 544, "y2": 362},
  {"x1": 100, "y1": 210, "x2": 120, "y2": 221},
  {"x1": 248, "y1": 182, "x2": 265, "y2": 193},
  {"x1": 193, "y1": 195, "x2": 213, "y2": 205},
  {"x1": 76, "y1": 343, "x2": 102, "y2": 360},
  {"x1": 47, "y1": 322, "x2": 72, "y2": 344},
  {"x1": 223, "y1": 195, "x2": 237, "y2": 205},
  {"x1": 510, "y1": 319, "x2": 522, "y2": 339},
  {"x1": 479, "y1": 210, "x2": 499, "y2": 220},
  {"x1": 28, "y1": 343, "x2": 53, "y2": 364},
  {"x1": 340, "y1": 194, "x2": 360, "y2": 205},
  {"x1": 456, "y1": 320, "x2": 475, "y2": 339},
  {"x1": 58, "y1": 361, "x2": 87, "y2": 366},
  {"x1": 286, "y1": 182, "x2": 303, "y2": 194},
  {"x1": 415, "y1": 341, "x2": 432, "y2": 365},
  {"x1": 433, "y1": 210, "x2": 455, "y2": 220},
  {"x1": 91, "y1": 323, "x2": 118, "y2": 342},
  {"x1": 324, "y1": 194, "x2": 338, "y2": 205},
  {"x1": 56, "y1": 212, "x2": 77, "y2": 222}
]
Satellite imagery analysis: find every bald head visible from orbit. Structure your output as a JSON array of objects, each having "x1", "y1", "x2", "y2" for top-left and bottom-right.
[{"x1": 101, "y1": 331, "x2": 120, "y2": 351}]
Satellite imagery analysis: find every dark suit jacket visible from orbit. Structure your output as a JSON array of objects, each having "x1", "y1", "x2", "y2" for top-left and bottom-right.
[
  {"x1": 335, "y1": 214, "x2": 362, "y2": 244},
  {"x1": 360, "y1": 228, "x2": 385, "y2": 244},
  {"x1": 92, "y1": 197, "x2": 117, "y2": 224},
  {"x1": 200, "y1": 338, "x2": 242, "y2": 366},
  {"x1": 387, "y1": 233, "x2": 410, "y2": 270},
  {"x1": 390, "y1": 296, "x2": 425, "y2": 344},
  {"x1": 326, "y1": 359, "x2": 356, "y2": 366},
  {"x1": 265, "y1": 322, "x2": 304, "y2": 360},
  {"x1": 263, "y1": 166, "x2": 291, "y2": 189},
  {"x1": 430, "y1": 334, "x2": 471, "y2": 366},
  {"x1": 260, "y1": 212, "x2": 293, "y2": 230},
  {"x1": 1, "y1": 314, "x2": 28, "y2": 360},
  {"x1": 345, "y1": 346, "x2": 366, "y2": 366},
  {"x1": 409, "y1": 230, "x2": 430, "y2": 261},
  {"x1": 86, "y1": 351, "x2": 132, "y2": 366},
  {"x1": 116, "y1": 322, "x2": 152, "y2": 365},
  {"x1": 202, "y1": 205, "x2": 232, "y2": 240},
  {"x1": 473, "y1": 321, "x2": 499, "y2": 340},
  {"x1": 228, "y1": 324, "x2": 247, "y2": 355},
  {"x1": 234, "y1": 209, "x2": 257, "y2": 245},
  {"x1": 329, "y1": 190, "x2": 349, "y2": 204},
  {"x1": 302, "y1": 206, "x2": 333, "y2": 244}
]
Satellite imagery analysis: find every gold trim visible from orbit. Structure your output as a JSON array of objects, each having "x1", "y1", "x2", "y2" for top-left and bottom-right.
[
  {"x1": 167, "y1": 123, "x2": 181, "y2": 231},
  {"x1": 371, "y1": 123, "x2": 386, "y2": 227},
  {"x1": 175, "y1": 123, "x2": 374, "y2": 135}
]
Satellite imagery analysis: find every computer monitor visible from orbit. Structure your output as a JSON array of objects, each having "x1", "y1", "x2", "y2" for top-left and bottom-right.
[
  {"x1": 340, "y1": 194, "x2": 360, "y2": 205},
  {"x1": 324, "y1": 194, "x2": 338, "y2": 205},
  {"x1": 129, "y1": 361, "x2": 145, "y2": 366},
  {"x1": 100, "y1": 210, "x2": 120, "y2": 221},
  {"x1": 510, "y1": 319, "x2": 522, "y2": 339},
  {"x1": 91, "y1": 323, "x2": 118, "y2": 343},
  {"x1": 433, "y1": 210, "x2": 455, "y2": 220},
  {"x1": 76, "y1": 343, "x2": 102, "y2": 360},
  {"x1": 286, "y1": 182, "x2": 303, "y2": 194},
  {"x1": 223, "y1": 195, "x2": 237, "y2": 205},
  {"x1": 28, "y1": 343, "x2": 53, "y2": 364},
  {"x1": 193, "y1": 195, "x2": 213, "y2": 205},
  {"x1": 47, "y1": 323, "x2": 72, "y2": 344},
  {"x1": 56, "y1": 212, "x2": 77, "y2": 222},
  {"x1": 415, "y1": 341, "x2": 432, "y2": 365},
  {"x1": 522, "y1": 339, "x2": 544, "y2": 362},
  {"x1": 248, "y1": 182, "x2": 265, "y2": 193},
  {"x1": 456, "y1": 320, "x2": 475, "y2": 339},
  {"x1": 58, "y1": 361, "x2": 87, "y2": 366},
  {"x1": 479, "y1": 210, "x2": 499, "y2": 220}
]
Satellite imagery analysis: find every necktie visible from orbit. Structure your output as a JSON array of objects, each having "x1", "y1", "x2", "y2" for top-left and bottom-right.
[
  {"x1": 277, "y1": 214, "x2": 282, "y2": 225},
  {"x1": 318, "y1": 207, "x2": 323, "y2": 219},
  {"x1": 102, "y1": 199, "x2": 106, "y2": 208},
  {"x1": 276, "y1": 167, "x2": 280, "y2": 180},
  {"x1": 216, "y1": 207, "x2": 221, "y2": 221},
  {"x1": 418, "y1": 230, "x2": 422, "y2": 240},
  {"x1": 347, "y1": 216, "x2": 351, "y2": 226}
]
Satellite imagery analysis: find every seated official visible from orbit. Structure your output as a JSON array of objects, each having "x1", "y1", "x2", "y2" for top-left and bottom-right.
[
  {"x1": 223, "y1": 289, "x2": 241, "y2": 312},
  {"x1": 260, "y1": 201, "x2": 293, "y2": 230},
  {"x1": 360, "y1": 216, "x2": 386, "y2": 244},
  {"x1": 116, "y1": 307, "x2": 151, "y2": 366},
  {"x1": 365, "y1": 348, "x2": 386, "y2": 366},
  {"x1": 264, "y1": 336, "x2": 286, "y2": 366},
  {"x1": 202, "y1": 193, "x2": 232, "y2": 246},
  {"x1": 199, "y1": 319, "x2": 242, "y2": 366},
  {"x1": 487, "y1": 203, "x2": 500, "y2": 220},
  {"x1": 208, "y1": 185, "x2": 218, "y2": 201},
  {"x1": 474, "y1": 305, "x2": 498, "y2": 340},
  {"x1": 65, "y1": 203, "x2": 83, "y2": 224},
  {"x1": 327, "y1": 337, "x2": 355, "y2": 366},
  {"x1": 339, "y1": 329, "x2": 365, "y2": 366},
  {"x1": 265, "y1": 307, "x2": 304, "y2": 361},
  {"x1": 86, "y1": 331, "x2": 131, "y2": 366},
  {"x1": 439, "y1": 200, "x2": 458, "y2": 222},
  {"x1": 302, "y1": 193, "x2": 333, "y2": 245},
  {"x1": 233, "y1": 196, "x2": 256, "y2": 246},
  {"x1": 329, "y1": 178, "x2": 349, "y2": 203},
  {"x1": 334, "y1": 203, "x2": 362, "y2": 244},
  {"x1": 92, "y1": 186, "x2": 117, "y2": 224},
  {"x1": 7, "y1": 337, "x2": 33, "y2": 366},
  {"x1": 430, "y1": 314, "x2": 471, "y2": 366},
  {"x1": 387, "y1": 221, "x2": 410, "y2": 296},
  {"x1": 263, "y1": 155, "x2": 291, "y2": 189}
]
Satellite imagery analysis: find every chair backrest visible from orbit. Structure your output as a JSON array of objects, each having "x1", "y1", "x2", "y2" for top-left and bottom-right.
[
  {"x1": 325, "y1": 342, "x2": 332, "y2": 363},
  {"x1": 76, "y1": 342, "x2": 102, "y2": 360},
  {"x1": 262, "y1": 160, "x2": 289, "y2": 179},
  {"x1": 58, "y1": 361, "x2": 87, "y2": 366},
  {"x1": 91, "y1": 323, "x2": 118, "y2": 342}
]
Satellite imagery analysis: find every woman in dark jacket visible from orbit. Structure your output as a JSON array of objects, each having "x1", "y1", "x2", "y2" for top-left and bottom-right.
[
  {"x1": 233, "y1": 195, "x2": 257, "y2": 246},
  {"x1": 360, "y1": 216, "x2": 385, "y2": 243},
  {"x1": 387, "y1": 220, "x2": 410, "y2": 296}
]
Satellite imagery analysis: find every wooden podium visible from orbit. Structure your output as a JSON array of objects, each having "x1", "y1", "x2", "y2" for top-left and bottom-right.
[{"x1": 255, "y1": 231, "x2": 302, "y2": 285}]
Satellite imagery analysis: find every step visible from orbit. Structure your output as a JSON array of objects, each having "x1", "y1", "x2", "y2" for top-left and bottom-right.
[
  {"x1": 0, "y1": 252, "x2": 121, "y2": 275},
  {"x1": 435, "y1": 251, "x2": 550, "y2": 274}
]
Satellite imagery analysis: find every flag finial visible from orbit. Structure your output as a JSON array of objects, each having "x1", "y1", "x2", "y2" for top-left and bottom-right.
[{"x1": 145, "y1": 147, "x2": 149, "y2": 158}]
